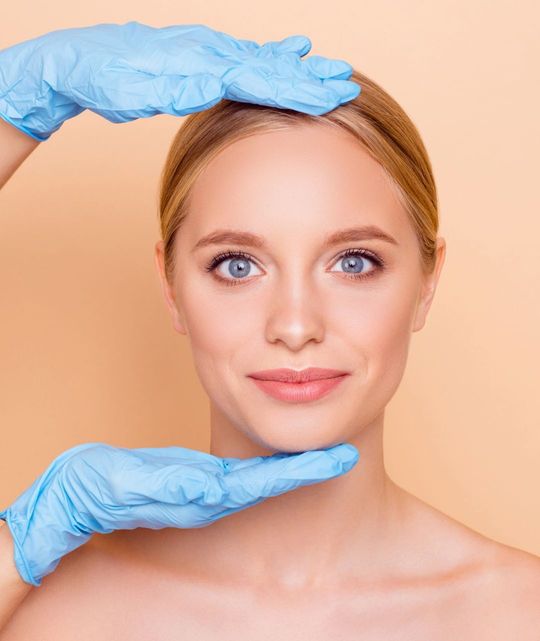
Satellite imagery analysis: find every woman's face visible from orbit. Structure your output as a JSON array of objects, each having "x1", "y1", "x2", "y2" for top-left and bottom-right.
[{"x1": 155, "y1": 124, "x2": 445, "y2": 453}]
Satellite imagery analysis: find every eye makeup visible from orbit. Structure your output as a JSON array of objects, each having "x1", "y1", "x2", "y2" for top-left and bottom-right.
[{"x1": 203, "y1": 248, "x2": 386, "y2": 287}]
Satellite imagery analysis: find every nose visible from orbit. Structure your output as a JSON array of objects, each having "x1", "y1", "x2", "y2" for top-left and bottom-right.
[{"x1": 264, "y1": 275, "x2": 325, "y2": 350}]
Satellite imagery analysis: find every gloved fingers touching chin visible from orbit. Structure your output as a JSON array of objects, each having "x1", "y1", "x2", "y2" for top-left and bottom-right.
[
  {"x1": 219, "y1": 445, "x2": 358, "y2": 503},
  {"x1": 107, "y1": 461, "x2": 229, "y2": 507},
  {"x1": 130, "y1": 445, "x2": 229, "y2": 468}
]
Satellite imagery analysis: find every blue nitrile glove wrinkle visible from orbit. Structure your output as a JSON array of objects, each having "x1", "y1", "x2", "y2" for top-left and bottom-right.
[
  {"x1": 0, "y1": 21, "x2": 361, "y2": 142},
  {"x1": 0, "y1": 441, "x2": 359, "y2": 587},
  {"x1": 0, "y1": 21, "x2": 362, "y2": 588}
]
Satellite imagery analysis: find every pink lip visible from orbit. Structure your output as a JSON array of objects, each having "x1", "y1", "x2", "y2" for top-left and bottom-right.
[
  {"x1": 246, "y1": 368, "x2": 350, "y2": 404},
  {"x1": 249, "y1": 376, "x2": 348, "y2": 403},
  {"x1": 247, "y1": 367, "x2": 349, "y2": 383}
]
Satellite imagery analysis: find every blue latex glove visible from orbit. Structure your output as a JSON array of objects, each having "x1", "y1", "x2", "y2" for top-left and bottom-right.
[
  {"x1": 0, "y1": 441, "x2": 359, "y2": 587},
  {"x1": 0, "y1": 21, "x2": 361, "y2": 142}
]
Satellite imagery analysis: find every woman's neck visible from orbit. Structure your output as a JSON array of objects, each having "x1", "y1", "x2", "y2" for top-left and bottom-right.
[{"x1": 174, "y1": 409, "x2": 407, "y2": 593}]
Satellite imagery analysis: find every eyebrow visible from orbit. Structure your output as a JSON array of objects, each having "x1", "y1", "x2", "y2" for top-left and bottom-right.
[{"x1": 192, "y1": 224, "x2": 399, "y2": 252}]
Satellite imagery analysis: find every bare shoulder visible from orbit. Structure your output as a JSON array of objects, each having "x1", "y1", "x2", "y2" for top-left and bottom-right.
[
  {"x1": 0, "y1": 533, "x2": 125, "y2": 640},
  {"x1": 485, "y1": 541, "x2": 540, "y2": 621},
  {"x1": 449, "y1": 539, "x2": 540, "y2": 639},
  {"x1": 398, "y1": 486, "x2": 540, "y2": 635},
  {"x1": 422, "y1": 492, "x2": 540, "y2": 641},
  {"x1": 460, "y1": 541, "x2": 540, "y2": 639}
]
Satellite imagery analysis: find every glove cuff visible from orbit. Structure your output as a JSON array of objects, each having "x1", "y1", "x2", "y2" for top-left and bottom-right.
[
  {"x1": 0, "y1": 507, "x2": 41, "y2": 587},
  {"x1": 0, "y1": 110, "x2": 50, "y2": 142}
]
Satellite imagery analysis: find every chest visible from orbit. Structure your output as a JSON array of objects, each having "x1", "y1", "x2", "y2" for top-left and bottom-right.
[
  {"x1": 101, "y1": 579, "x2": 510, "y2": 641},
  {"x1": 1, "y1": 564, "x2": 523, "y2": 641}
]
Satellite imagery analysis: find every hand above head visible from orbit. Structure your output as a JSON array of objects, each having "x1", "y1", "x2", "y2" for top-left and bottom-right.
[
  {"x1": 0, "y1": 21, "x2": 361, "y2": 142},
  {"x1": 0, "y1": 440, "x2": 359, "y2": 587}
]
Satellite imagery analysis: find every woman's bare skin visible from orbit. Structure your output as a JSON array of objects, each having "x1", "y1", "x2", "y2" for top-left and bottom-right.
[
  {"x1": 0, "y1": 116, "x2": 40, "y2": 188},
  {"x1": 0, "y1": 484, "x2": 539, "y2": 640},
  {"x1": 1, "y1": 101, "x2": 539, "y2": 641}
]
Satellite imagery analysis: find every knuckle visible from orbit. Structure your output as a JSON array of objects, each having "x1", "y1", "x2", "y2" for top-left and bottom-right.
[{"x1": 60, "y1": 442, "x2": 114, "y2": 485}]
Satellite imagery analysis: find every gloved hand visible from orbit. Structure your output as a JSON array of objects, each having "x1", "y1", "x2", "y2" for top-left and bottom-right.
[
  {"x1": 0, "y1": 441, "x2": 359, "y2": 587},
  {"x1": 0, "y1": 21, "x2": 361, "y2": 142}
]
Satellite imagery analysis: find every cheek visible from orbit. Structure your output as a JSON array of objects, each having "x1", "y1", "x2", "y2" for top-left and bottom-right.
[
  {"x1": 364, "y1": 291, "x2": 414, "y2": 356},
  {"x1": 179, "y1": 279, "x2": 254, "y2": 374},
  {"x1": 335, "y1": 280, "x2": 418, "y2": 396}
]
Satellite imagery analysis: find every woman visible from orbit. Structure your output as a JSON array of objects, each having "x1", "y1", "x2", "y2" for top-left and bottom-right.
[{"x1": 1, "y1": 22, "x2": 539, "y2": 640}]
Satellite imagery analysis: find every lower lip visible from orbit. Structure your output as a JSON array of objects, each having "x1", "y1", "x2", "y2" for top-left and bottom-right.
[{"x1": 248, "y1": 375, "x2": 349, "y2": 403}]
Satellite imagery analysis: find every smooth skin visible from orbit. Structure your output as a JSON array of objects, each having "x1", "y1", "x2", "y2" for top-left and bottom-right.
[
  {"x1": 0, "y1": 118, "x2": 40, "y2": 629},
  {"x1": 0, "y1": 117, "x2": 40, "y2": 189},
  {"x1": 0, "y1": 20, "x2": 362, "y2": 624},
  {"x1": 1, "y1": 117, "x2": 539, "y2": 639}
]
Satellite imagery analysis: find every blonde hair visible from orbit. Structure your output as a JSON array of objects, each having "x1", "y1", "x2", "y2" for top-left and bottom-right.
[{"x1": 158, "y1": 69, "x2": 439, "y2": 284}]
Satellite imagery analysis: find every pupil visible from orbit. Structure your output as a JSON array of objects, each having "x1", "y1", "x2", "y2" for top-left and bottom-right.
[
  {"x1": 343, "y1": 256, "x2": 363, "y2": 273},
  {"x1": 229, "y1": 258, "x2": 249, "y2": 278}
]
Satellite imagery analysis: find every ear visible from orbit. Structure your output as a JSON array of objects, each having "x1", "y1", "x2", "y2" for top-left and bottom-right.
[
  {"x1": 412, "y1": 237, "x2": 446, "y2": 333},
  {"x1": 154, "y1": 240, "x2": 188, "y2": 335}
]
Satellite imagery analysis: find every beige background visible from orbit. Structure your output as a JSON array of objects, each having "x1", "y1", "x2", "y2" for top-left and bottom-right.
[{"x1": 1, "y1": 1, "x2": 539, "y2": 556}]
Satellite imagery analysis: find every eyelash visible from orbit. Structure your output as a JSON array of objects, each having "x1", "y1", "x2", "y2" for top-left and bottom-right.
[{"x1": 204, "y1": 248, "x2": 386, "y2": 287}]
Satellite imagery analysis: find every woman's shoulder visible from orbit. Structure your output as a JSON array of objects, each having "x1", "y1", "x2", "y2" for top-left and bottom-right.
[
  {"x1": 0, "y1": 532, "x2": 133, "y2": 640},
  {"x1": 477, "y1": 539, "x2": 540, "y2": 625},
  {"x1": 456, "y1": 539, "x2": 540, "y2": 636},
  {"x1": 1, "y1": 502, "x2": 538, "y2": 640},
  {"x1": 0, "y1": 529, "x2": 215, "y2": 640},
  {"x1": 400, "y1": 488, "x2": 540, "y2": 634}
]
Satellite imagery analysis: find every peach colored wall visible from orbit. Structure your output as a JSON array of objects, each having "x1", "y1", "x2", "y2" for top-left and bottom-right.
[{"x1": 1, "y1": 1, "x2": 538, "y2": 557}]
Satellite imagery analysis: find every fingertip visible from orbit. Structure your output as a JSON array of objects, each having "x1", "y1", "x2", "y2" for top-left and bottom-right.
[
  {"x1": 276, "y1": 34, "x2": 312, "y2": 56},
  {"x1": 327, "y1": 443, "x2": 360, "y2": 468},
  {"x1": 320, "y1": 79, "x2": 361, "y2": 106},
  {"x1": 302, "y1": 55, "x2": 354, "y2": 79}
]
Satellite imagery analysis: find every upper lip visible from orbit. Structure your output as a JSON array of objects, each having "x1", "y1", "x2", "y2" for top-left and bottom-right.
[{"x1": 247, "y1": 367, "x2": 349, "y2": 383}]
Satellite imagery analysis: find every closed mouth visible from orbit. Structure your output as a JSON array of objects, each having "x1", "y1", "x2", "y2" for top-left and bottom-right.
[{"x1": 247, "y1": 367, "x2": 349, "y2": 383}]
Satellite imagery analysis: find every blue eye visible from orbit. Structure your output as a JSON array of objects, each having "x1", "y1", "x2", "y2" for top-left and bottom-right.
[
  {"x1": 204, "y1": 250, "x2": 262, "y2": 286},
  {"x1": 329, "y1": 248, "x2": 383, "y2": 280},
  {"x1": 205, "y1": 248, "x2": 384, "y2": 287}
]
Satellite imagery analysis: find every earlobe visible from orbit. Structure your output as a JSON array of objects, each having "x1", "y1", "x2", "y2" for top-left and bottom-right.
[
  {"x1": 153, "y1": 241, "x2": 188, "y2": 336},
  {"x1": 412, "y1": 238, "x2": 446, "y2": 333}
]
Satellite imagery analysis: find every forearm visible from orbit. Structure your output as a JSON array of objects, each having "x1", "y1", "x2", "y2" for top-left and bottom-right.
[
  {"x1": 0, "y1": 520, "x2": 32, "y2": 630},
  {"x1": 0, "y1": 115, "x2": 41, "y2": 190}
]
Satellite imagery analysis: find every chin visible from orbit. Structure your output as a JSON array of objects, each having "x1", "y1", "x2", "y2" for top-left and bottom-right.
[{"x1": 242, "y1": 422, "x2": 349, "y2": 455}]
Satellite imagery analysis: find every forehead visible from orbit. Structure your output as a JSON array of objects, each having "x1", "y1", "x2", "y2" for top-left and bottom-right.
[{"x1": 183, "y1": 124, "x2": 412, "y2": 246}]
